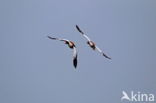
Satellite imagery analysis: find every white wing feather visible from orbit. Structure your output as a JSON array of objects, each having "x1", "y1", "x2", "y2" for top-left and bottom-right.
[
  {"x1": 95, "y1": 45, "x2": 102, "y2": 53},
  {"x1": 83, "y1": 34, "x2": 91, "y2": 41},
  {"x1": 73, "y1": 47, "x2": 77, "y2": 59},
  {"x1": 73, "y1": 47, "x2": 78, "y2": 68},
  {"x1": 95, "y1": 45, "x2": 111, "y2": 59},
  {"x1": 75, "y1": 25, "x2": 91, "y2": 41}
]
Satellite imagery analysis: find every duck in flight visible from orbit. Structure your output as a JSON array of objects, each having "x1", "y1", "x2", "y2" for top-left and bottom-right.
[
  {"x1": 47, "y1": 36, "x2": 78, "y2": 68},
  {"x1": 76, "y1": 25, "x2": 111, "y2": 59}
]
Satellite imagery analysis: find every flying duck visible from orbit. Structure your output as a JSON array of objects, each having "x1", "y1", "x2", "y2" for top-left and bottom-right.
[
  {"x1": 76, "y1": 25, "x2": 111, "y2": 59},
  {"x1": 47, "y1": 36, "x2": 78, "y2": 68}
]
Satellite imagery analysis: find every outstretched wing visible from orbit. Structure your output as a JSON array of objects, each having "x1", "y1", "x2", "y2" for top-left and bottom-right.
[
  {"x1": 47, "y1": 36, "x2": 69, "y2": 42},
  {"x1": 95, "y1": 46, "x2": 111, "y2": 59},
  {"x1": 73, "y1": 47, "x2": 78, "y2": 68},
  {"x1": 76, "y1": 25, "x2": 91, "y2": 41},
  {"x1": 76, "y1": 25, "x2": 84, "y2": 34}
]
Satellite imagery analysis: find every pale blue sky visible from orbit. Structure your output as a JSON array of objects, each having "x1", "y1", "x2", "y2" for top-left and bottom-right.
[{"x1": 0, "y1": 0, "x2": 156, "y2": 103}]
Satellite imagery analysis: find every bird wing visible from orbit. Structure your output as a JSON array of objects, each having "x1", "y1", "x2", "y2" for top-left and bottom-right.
[
  {"x1": 83, "y1": 34, "x2": 91, "y2": 41},
  {"x1": 76, "y1": 25, "x2": 91, "y2": 41},
  {"x1": 73, "y1": 47, "x2": 78, "y2": 68},
  {"x1": 76, "y1": 25, "x2": 84, "y2": 34},
  {"x1": 47, "y1": 36, "x2": 69, "y2": 42},
  {"x1": 95, "y1": 46, "x2": 111, "y2": 59},
  {"x1": 75, "y1": 25, "x2": 111, "y2": 60}
]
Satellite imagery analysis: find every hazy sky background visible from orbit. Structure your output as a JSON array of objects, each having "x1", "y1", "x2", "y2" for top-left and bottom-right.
[{"x1": 0, "y1": 0, "x2": 156, "y2": 103}]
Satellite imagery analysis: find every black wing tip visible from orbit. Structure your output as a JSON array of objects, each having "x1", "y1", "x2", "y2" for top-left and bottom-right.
[
  {"x1": 75, "y1": 25, "x2": 80, "y2": 30},
  {"x1": 47, "y1": 36, "x2": 56, "y2": 40},
  {"x1": 76, "y1": 25, "x2": 79, "y2": 29},
  {"x1": 75, "y1": 24, "x2": 79, "y2": 28},
  {"x1": 75, "y1": 25, "x2": 84, "y2": 34},
  {"x1": 107, "y1": 57, "x2": 111, "y2": 60},
  {"x1": 47, "y1": 35, "x2": 51, "y2": 38},
  {"x1": 74, "y1": 64, "x2": 77, "y2": 68},
  {"x1": 47, "y1": 35, "x2": 52, "y2": 39},
  {"x1": 103, "y1": 53, "x2": 111, "y2": 60},
  {"x1": 73, "y1": 56, "x2": 77, "y2": 68}
]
